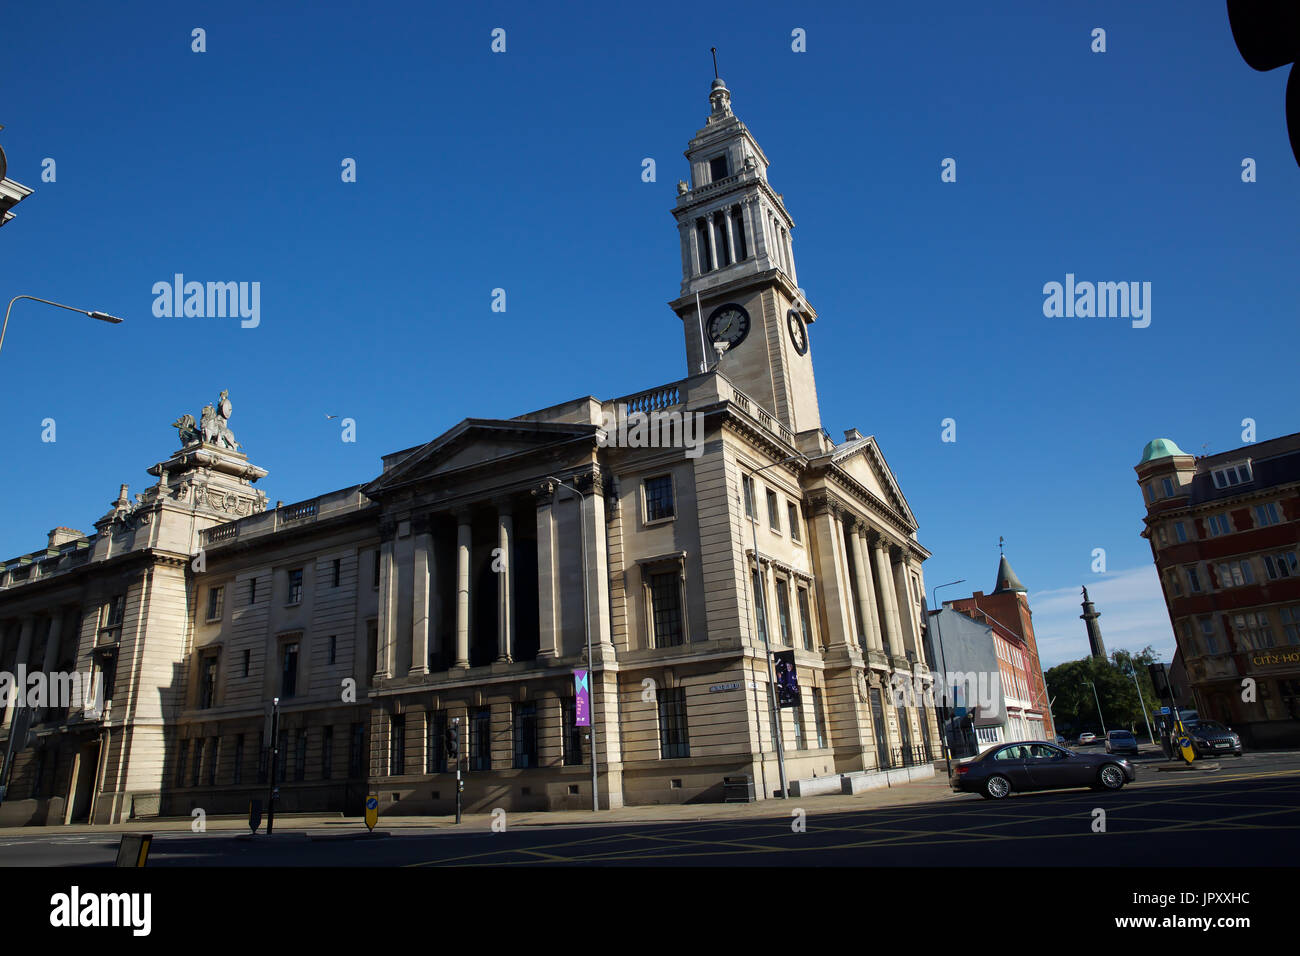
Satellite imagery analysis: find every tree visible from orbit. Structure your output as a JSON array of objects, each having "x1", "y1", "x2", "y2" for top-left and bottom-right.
[{"x1": 1046, "y1": 647, "x2": 1161, "y2": 741}]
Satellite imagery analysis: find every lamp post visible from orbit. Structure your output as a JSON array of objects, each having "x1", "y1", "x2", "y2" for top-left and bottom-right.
[
  {"x1": 1083, "y1": 679, "x2": 1107, "y2": 736},
  {"x1": 742, "y1": 453, "x2": 803, "y2": 799},
  {"x1": 929, "y1": 578, "x2": 966, "y2": 775},
  {"x1": 544, "y1": 475, "x2": 599, "y2": 812},
  {"x1": 1, "y1": 295, "x2": 123, "y2": 359},
  {"x1": 1122, "y1": 658, "x2": 1156, "y2": 745}
]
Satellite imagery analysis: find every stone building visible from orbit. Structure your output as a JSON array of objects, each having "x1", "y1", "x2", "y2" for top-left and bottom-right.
[
  {"x1": 0, "y1": 77, "x2": 936, "y2": 826},
  {"x1": 1137, "y1": 432, "x2": 1300, "y2": 748}
]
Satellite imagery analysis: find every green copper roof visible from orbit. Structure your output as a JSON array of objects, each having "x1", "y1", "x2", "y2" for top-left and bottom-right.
[
  {"x1": 1140, "y1": 438, "x2": 1187, "y2": 464},
  {"x1": 993, "y1": 554, "x2": 1027, "y2": 594}
]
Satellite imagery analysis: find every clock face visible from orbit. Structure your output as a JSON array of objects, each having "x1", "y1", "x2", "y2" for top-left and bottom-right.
[
  {"x1": 707, "y1": 303, "x2": 750, "y2": 350},
  {"x1": 787, "y1": 309, "x2": 809, "y2": 355}
]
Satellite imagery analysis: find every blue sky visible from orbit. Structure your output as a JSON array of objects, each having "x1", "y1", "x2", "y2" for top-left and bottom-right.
[{"x1": 1, "y1": 1, "x2": 1295, "y2": 667}]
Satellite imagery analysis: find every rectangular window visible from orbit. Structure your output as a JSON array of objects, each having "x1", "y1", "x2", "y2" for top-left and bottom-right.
[
  {"x1": 709, "y1": 154, "x2": 728, "y2": 182},
  {"x1": 813, "y1": 687, "x2": 828, "y2": 748},
  {"x1": 776, "y1": 579, "x2": 793, "y2": 646},
  {"x1": 199, "y1": 656, "x2": 217, "y2": 709},
  {"x1": 787, "y1": 503, "x2": 801, "y2": 542},
  {"x1": 470, "y1": 709, "x2": 492, "y2": 771},
  {"x1": 649, "y1": 570, "x2": 685, "y2": 648},
  {"x1": 248, "y1": 577, "x2": 257, "y2": 605},
  {"x1": 1265, "y1": 551, "x2": 1299, "y2": 580},
  {"x1": 321, "y1": 726, "x2": 333, "y2": 780},
  {"x1": 1207, "y1": 514, "x2": 1231, "y2": 537},
  {"x1": 1255, "y1": 502, "x2": 1281, "y2": 527},
  {"x1": 287, "y1": 568, "x2": 303, "y2": 604},
  {"x1": 328, "y1": 635, "x2": 337, "y2": 665},
  {"x1": 242, "y1": 648, "x2": 251, "y2": 677},
  {"x1": 1158, "y1": 526, "x2": 1168, "y2": 546},
  {"x1": 373, "y1": 550, "x2": 381, "y2": 589},
  {"x1": 348, "y1": 723, "x2": 364, "y2": 778},
  {"x1": 1162, "y1": 477, "x2": 1175, "y2": 497},
  {"x1": 281, "y1": 642, "x2": 299, "y2": 698},
  {"x1": 1200, "y1": 618, "x2": 1221, "y2": 656},
  {"x1": 105, "y1": 594, "x2": 125, "y2": 628},
  {"x1": 797, "y1": 587, "x2": 814, "y2": 651},
  {"x1": 1213, "y1": 462, "x2": 1253, "y2": 488},
  {"x1": 1233, "y1": 612, "x2": 1274, "y2": 651},
  {"x1": 192, "y1": 738, "x2": 203, "y2": 788},
  {"x1": 513, "y1": 703, "x2": 538, "y2": 769},
  {"x1": 644, "y1": 475, "x2": 675, "y2": 522},
  {"x1": 766, "y1": 490, "x2": 781, "y2": 531},
  {"x1": 742, "y1": 475, "x2": 755, "y2": 519},
  {"x1": 1145, "y1": 483, "x2": 1156, "y2": 504},
  {"x1": 1174, "y1": 522, "x2": 1188, "y2": 543},
  {"x1": 1216, "y1": 561, "x2": 1254, "y2": 588},
  {"x1": 332, "y1": 557, "x2": 342, "y2": 587},
  {"x1": 176, "y1": 740, "x2": 189, "y2": 787},
  {"x1": 233, "y1": 734, "x2": 244, "y2": 785},
  {"x1": 295, "y1": 730, "x2": 307, "y2": 781},
  {"x1": 561, "y1": 697, "x2": 584, "y2": 766},
  {"x1": 389, "y1": 715, "x2": 405, "y2": 776},
  {"x1": 752, "y1": 569, "x2": 769, "y2": 644},
  {"x1": 426, "y1": 711, "x2": 447, "y2": 773},
  {"x1": 657, "y1": 687, "x2": 690, "y2": 759},
  {"x1": 206, "y1": 586, "x2": 224, "y2": 622},
  {"x1": 1186, "y1": 567, "x2": 1202, "y2": 593},
  {"x1": 791, "y1": 702, "x2": 804, "y2": 750},
  {"x1": 1279, "y1": 606, "x2": 1300, "y2": 645}
]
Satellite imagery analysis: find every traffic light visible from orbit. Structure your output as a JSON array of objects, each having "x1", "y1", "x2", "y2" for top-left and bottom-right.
[
  {"x1": 1148, "y1": 662, "x2": 1172, "y2": 699},
  {"x1": 444, "y1": 722, "x2": 459, "y2": 762},
  {"x1": 1227, "y1": 0, "x2": 1300, "y2": 166}
]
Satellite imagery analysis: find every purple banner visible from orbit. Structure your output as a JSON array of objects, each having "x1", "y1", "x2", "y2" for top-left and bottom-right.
[{"x1": 574, "y1": 669, "x2": 591, "y2": 727}]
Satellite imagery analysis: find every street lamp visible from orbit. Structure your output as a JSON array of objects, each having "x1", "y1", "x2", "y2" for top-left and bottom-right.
[
  {"x1": 1120, "y1": 658, "x2": 1155, "y2": 745},
  {"x1": 1, "y1": 295, "x2": 123, "y2": 359},
  {"x1": 544, "y1": 475, "x2": 599, "y2": 812},
  {"x1": 929, "y1": 578, "x2": 966, "y2": 775},
  {"x1": 1083, "y1": 679, "x2": 1107, "y2": 736},
  {"x1": 742, "y1": 453, "x2": 804, "y2": 799}
]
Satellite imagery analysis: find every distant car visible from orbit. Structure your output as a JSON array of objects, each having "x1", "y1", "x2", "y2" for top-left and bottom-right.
[
  {"x1": 1105, "y1": 730, "x2": 1139, "y2": 755},
  {"x1": 1054, "y1": 735, "x2": 1069, "y2": 747},
  {"x1": 1185, "y1": 720, "x2": 1243, "y2": 757},
  {"x1": 1077, "y1": 733, "x2": 1099, "y2": 746},
  {"x1": 950, "y1": 741, "x2": 1135, "y2": 799}
]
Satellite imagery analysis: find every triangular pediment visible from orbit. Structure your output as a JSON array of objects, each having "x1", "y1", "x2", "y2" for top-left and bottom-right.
[
  {"x1": 363, "y1": 418, "x2": 596, "y2": 497},
  {"x1": 822, "y1": 435, "x2": 917, "y2": 528}
]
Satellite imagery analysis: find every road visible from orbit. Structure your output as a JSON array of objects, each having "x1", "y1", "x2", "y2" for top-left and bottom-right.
[{"x1": 2, "y1": 751, "x2": 1297, "y2": 866}]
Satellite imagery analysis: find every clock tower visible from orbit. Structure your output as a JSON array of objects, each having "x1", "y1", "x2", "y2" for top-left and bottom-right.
[{"x1": 669, "y1": 76, "x2": 822, "y2": 435}]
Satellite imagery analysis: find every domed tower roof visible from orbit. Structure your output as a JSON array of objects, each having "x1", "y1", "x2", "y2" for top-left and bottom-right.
[
  {"x1": 1139, "y1": 438, "x2": 1188, "y2": 464},
  {"x1": 993, "y1": 554, "x2": 1027, "y2": 594}
]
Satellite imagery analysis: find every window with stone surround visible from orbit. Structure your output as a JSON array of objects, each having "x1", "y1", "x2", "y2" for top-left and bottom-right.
[
  {"x1": 1265, "y1": 551, "x2": 1298, "y2": 580},
  {"x1": 788, "y1": 502, "x2": 801, "y2": 542},
  {"x1": 198, "y1": 654, "x2": 218, "y2": 709},
  {"x1": 776, "y1": 578, "x2": 793, "y2": 646},
  {"x1": 797, "y1": 586, "x2": 815, "y2": 651},
  {"x1": 643, "y1": 474, "x2": 675, "y2": 523},
  {"x1": 206, "y1": 585, "x2": 224, "y2": 622},
  {"x1": 657, "y1": 686, "x2": 690, "y2": 759},
  {"x1": 561, "y1": 696, "x2": 584, "y2": 766},
  {"x1": 469, "y1": 708, "x2": 492, "y2": 771},
  {"x1": 767, "y1": 489, "x2": 781, "y2": 531},
  {"x1": 513, "y1": 703, "x2": 538, "y2": 769},
  {"x1": 287, "y1": 568, "x2": 303, "y2": 605}
]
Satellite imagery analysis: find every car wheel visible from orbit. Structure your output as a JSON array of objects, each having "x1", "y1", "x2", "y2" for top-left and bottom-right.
[
  {"x1": 1097, "y1": 764, "x2": 1126, "y2": 791},
  {"x1": 983, "y1": 775, "x2": 1012, "y2": 800}
]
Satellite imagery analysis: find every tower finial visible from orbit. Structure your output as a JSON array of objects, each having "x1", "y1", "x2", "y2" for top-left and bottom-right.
[
  {"x1": 999, "y1": 535, "x2": 1004, "y2": 556},
  {"x1": 711, "y1": 47, "x2": 719, "y2": 79}
]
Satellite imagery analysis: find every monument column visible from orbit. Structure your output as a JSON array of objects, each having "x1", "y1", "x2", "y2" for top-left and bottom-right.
[
  {"x1": 376, "y1": 520, "x2": 398, "y2": 680},
  {"x1": 454, "y1": 513, "x2": 472, "y2": 669},
  {"x1": 579, "y1": 470, "x2": 614, "y2": 652}
]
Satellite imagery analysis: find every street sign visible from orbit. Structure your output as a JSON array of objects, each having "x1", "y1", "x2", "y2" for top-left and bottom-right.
[
  {"x1": 574, "y1": 669, "x2": 590, "y2": 727},
  {"x1": 364, "y1": 793, "x2": 378, "y2": 832},
  {"x1": 1156, "y1": 706, "x2": 1170, "y2": 716},
  {"x1": 1176, "y1": 735, "x2": 1196, "y2": 762}
]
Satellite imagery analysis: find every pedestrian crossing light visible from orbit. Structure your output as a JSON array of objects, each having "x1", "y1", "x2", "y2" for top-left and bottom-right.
[
  {"x1": 445, "y1": 720, "x2": 459, "y2": 762},
  {"x1": 1227, "y1": 0, "x2": 1300, "y2": 166}
]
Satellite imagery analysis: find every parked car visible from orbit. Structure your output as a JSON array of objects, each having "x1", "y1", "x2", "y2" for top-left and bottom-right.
[
  {"x1": 1054, "y1": 735, "x2": 1069, "y2": 747},
  {"x1": 1185, "y1": 720, "x2": 1243, "y2": 757},
  {"x1": 1077, "y1": 732, "x2": 1099, "y2": 746},
  {"x1": 951, "y1": 741, "x2": 1135, "y2": 799},
  {"x1": 1105, "y1": 730, "x2": 1140, "y2": 755}
]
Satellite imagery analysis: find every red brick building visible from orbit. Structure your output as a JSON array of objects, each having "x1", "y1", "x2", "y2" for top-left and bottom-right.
[
  {"x1": 1136, "y1": 433, "x2": 1300, "y2": 748},
  {"x1": 947, "y1": 555, "x2": 1055, "y2": 738}
]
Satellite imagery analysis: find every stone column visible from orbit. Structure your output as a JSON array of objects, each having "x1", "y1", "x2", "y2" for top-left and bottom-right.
[
  {"x1": 454, "y1": 515, "x2": 472, "y2": 668},
  {"x1": 705, "y1": 212, "x2": 719, "y2": 272},
  {"x1": 580, "y1": 473, "x2": 614, "y2": 652},
  {"x1": 376, "y1": 522, "x2": 397, "y2": 680},
  {"x1": 834, "y1": 516, "x2": 860, "y2": 645},
  {"x1": 724, "y1": 207, "x2": 737, "y2": 264},
  {"x1": 849, "y1": 525, "x2": 884, "y2": 654},
  {"x1": 785, "y1": 229, "x2": 797, "y2": 285},
  {"x1": 892, "y1": 553, "x2": 920, "y2": 659},
  {"x1": 496, "y1": 506, "x2": 515, "y2": 663},
  {"x1": 871, "y1": 534, "x2": 906, "y2": 661},
  {"x1": 808, "y1": 499, "x2": 855, "y2": 650},
  {"x1": 41, "y1": 609, "x2": 65, "y2": 673},
  {"x1": 2, "y1": 615, "x2": 34, "y2": 730},
  {"x1": 410, "y1": 518, "x2": 432, "y2": 675},
  {"x1": 535, "y1": 484, "x2": 560, "y2": 660},
  {"x1": 680, "y1": 221, "x2": 698, "y2": 278}
]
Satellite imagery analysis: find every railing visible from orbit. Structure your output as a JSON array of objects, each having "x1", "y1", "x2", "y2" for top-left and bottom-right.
[
  {"x1": 891, "y1": 745, "x2": 931, "y2": 769},
  {"x1": 684, "y1": 172, "x2": 743, "y2": 201},
  {"x1": 280, "y1": 499, "x2": 319, "y2": 523},
  {"x1": 206, "y1": 523, "x2": 238, "y2": 543},
  {"x1": 620, "y1": 385, "x2": 681, "y2": 416},
  {"x1": 725, "y1": 382, "x2": 795, "y2": 445}
]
